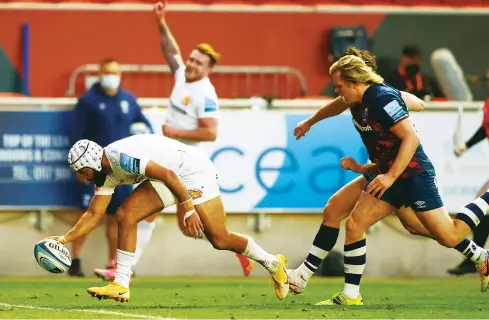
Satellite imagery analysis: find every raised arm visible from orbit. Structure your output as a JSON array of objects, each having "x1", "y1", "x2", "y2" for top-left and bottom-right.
[{"x1": 153, "y1": 1, "x2": 184, "y2": 75}]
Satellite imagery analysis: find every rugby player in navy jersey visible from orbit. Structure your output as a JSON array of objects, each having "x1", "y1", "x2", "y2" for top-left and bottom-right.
[{"x1": 288, "y1": 53, "x2": 489, "y2": 306}]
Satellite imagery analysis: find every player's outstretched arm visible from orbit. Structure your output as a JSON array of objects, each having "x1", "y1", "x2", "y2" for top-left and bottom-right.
[
  {"x1": 294, "y1": 97, "x2": 349, "y2": 140},
  {"x1": 153, "y1": 1, "x2": 184, "y2": 75},
  {"x1": 401, "y1": 91, "x2": 425, "y2": 112},
  {"x1": 61, "y1": 194, "x2": 112, "y2": 244}
]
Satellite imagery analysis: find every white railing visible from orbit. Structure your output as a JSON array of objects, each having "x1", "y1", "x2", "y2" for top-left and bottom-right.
[
  {"x1": 2, "y1": 3, "x2": 489, "y2": 15},
  {"x1": 66, "y1": 64, "x2": 308, "y2": 99},
  {"x1": 0, "y1": 97, "x2": 484, "y2": 112}
]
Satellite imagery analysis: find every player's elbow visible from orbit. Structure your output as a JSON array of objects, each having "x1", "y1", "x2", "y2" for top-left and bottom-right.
[
  {"x1": 417, "y1": 101, "x2": 425, "y2": 111},
  {"x1": 412, "y1": 134, "x2": 420, "y2": 146},
  {"x1": 411, "y1": 101, "x2": 424, "y2": 112},
  {"x1": 202, "y1": 128, "x2": 217, "y2": 141},
  {"x1": 403, "y1": 132, "x2": 420, "y2": 147},
  {"x1": 87, "y1": 209, "x2": 105, "y2": 223},
  {"x1": 161, "y1": 168, "x2": 179, "y2": 183},
  {"x1": 207, "y1": 130, "x2": 217, "y2": 141}
]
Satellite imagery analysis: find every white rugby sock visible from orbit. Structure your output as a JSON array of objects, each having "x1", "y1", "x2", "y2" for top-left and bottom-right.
[
  {"x1": 455, "y1": 238, "x2": 486, "y2": 264},
  {"x1": 133, "y1": 220, "x2": 156, "y2": 268},
  {"x1": 114, "y1": 249, "x2": 135, "y2": 288},
  {"x1": 343, "y1": 239, "x2": 366, "y2": 300},
  {"x1": 240, "y1": 237, "x2": 278, "y2": 273}
]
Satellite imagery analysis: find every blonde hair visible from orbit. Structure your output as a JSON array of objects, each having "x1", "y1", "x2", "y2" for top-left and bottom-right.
[
  {"x1": 195, "y1": 43, "x2": 221, "y2": 67},
  {"x1": 342, "y1": 47, "x2": 377, "y2": 72},
  {"x1": 330, "y1": 55, "x2": 384, "y2": 85}
]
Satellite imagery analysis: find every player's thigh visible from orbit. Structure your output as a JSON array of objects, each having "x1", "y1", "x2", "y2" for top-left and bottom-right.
[
  {"x1": 395, "y1": 206, "x2": 432, "y2": 238},
  {"x1": 144, "y1": 213, "x2": 159, "y2": 223},
  {"x1": 323, "y1": 175, "x2": 367, "y2": 224},
  {"x1": 185, "y1": 168, "x2": 229, "y2": 239},
  {"x1": 117, "y1": 181, "x2": 169, "y2": 225},
  {"x1": 106, "y1": 185, "x2": 132, "y2": 214},
  {"x1": 194, "y1": 196, "x2": 230, "y2": 240},
  {"x1": 407, "y1": 172, "x2": 462, "y2": 246},
  {"x1": 347, "y1": 191, "x2": 396, "y2": 232}
]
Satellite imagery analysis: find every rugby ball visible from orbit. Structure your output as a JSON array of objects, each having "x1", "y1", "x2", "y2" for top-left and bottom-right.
[{"x1": 34, "y1": 239, "x2": 72, "y2": 273}]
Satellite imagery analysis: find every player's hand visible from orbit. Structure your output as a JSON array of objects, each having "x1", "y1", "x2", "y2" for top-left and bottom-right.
[
  {"x1": 340, "y1": 156, "x2": 362, "y2": 173},
  {"x1": 42, "y1": 235, "x2": 67, "y2": 244},
  {"x1": 366, "y1": 174, "x2": 396, "y2": 198},
  {"x1": 293, "y1": 119, "x2": 312, "y2": 140},
  {"x1": 177, "y1": 201, "x2": 204, "y2": 239},
  {"x1": 153, "y1": 1, "x2": 167, "y2": 20},
  {"x1": 162, "y1": 124, "x2": 179, "y2": 139},
  {"x1": 184, "y1": 210, "x2": 204, "y2": 239},
  {"x1": 454, "y1": 144, "x2": 467, "y2": 158}
]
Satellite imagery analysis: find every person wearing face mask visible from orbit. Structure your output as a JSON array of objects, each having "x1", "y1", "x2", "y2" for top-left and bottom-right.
[
  {"x1": 384, "y1": 44, "x2": 444, "y2": 101},
  {"x1": 68, "y1": 58, "x2": 154, "y2": 279}
]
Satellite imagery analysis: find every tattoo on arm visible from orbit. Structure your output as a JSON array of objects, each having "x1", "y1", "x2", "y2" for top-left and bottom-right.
[{"x1": 158, "y1": 21, "x2": 183, "y2": 75}]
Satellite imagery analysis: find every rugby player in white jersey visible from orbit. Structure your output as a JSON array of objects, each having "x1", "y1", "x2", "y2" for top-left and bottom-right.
[
  {"x1": 44, "y1": 136, "x2": 288, "y2": 302},
  {"x1": 154, "y1": 0, "x2": 254, "y2": 276},
  {"x1": 94, "y1": 0, "x2": 252, "y2": 282}
]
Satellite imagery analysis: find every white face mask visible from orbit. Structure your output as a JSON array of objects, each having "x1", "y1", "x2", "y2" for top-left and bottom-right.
[{"x1": 100, "y1": 74, "x2": 121, "y2": 91}]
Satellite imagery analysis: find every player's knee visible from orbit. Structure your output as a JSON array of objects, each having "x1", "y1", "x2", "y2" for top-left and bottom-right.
[
  {"x1": 345, "y1": 215, "x2": 360, "y2": 234},
  {"x1": 209, "y1": 237, "x2": 228, "y2": 250},
  {"x1": 115, "y1": 207, "x2": 138, "y2": 227},
  {"x1": 208, "y1": 234, "x2": 232, "y2": 250},
  {"x1": 399, "y1": 220, "x2": 422, "y2": 236},
  {"x1": 434, "y1": 233, "x2": 459, "y2": 248},
  {"x1": 322, "y1": 198, "x2": 348, "y2": 224}
]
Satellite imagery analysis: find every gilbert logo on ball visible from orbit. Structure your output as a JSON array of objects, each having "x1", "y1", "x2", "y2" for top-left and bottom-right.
[{"x1": 34, "y1": 239, "x2": 72, "y2": 273}]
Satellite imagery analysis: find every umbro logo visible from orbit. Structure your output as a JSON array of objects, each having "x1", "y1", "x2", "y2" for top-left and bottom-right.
[{"x1": 414, "y1": 201, "x2": 426, "y2": 209}]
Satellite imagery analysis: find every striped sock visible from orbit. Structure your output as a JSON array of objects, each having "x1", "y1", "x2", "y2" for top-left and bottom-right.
[
  {"x1": 454, "y1": 238, "x2": 486, "y2": 264},
  {"x1": 297, "y1": 225, "x2": 339, "y2": 279},
  {"x1": 343, "y1": 238, "x2": 366, "y2": 299},
  {"x1": 455, "y1": 191, "x2": 489, "y2": 230}
]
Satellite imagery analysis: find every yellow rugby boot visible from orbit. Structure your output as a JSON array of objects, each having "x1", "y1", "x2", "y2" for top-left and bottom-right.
[
  {"x1": 476, "y1": 250, "x2": 489, "y2": 292},
  {"x1": 270, "y1": 254, "x2": 289, "y2": 300},
  {"x1": 87, "y1": 281, "x2": 130, "y2": 303},
  {"x1": 315, "y1": 291, "x2": 363, "y2": 306}
]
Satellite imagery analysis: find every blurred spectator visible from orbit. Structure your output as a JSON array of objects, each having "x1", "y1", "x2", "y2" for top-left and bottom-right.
[
  {"x1": 454, "y1": 69, "x2": 489, "y2": 158},
  {"x1": 448, "y1": 69, "x2": 489, "y2": 275},
  {"x1": 384, "y1": 44, "x2": 444, "y2": 101},
  {"x1": 68, "y1": 58, "x2": 153, "y2": 277}
]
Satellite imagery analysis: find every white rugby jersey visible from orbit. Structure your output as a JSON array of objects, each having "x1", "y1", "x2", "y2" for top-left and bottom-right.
[
  {"x1": 94, "y1": 134, "x2": 203, "y2": 195},
  {"x1": 165, "y1": 67, "x2": 219, "y2": 147}
]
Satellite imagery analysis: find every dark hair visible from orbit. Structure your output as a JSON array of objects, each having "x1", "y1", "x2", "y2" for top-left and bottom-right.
[
  {"x1": 402, "y1": 44, "x2": 422, "y2": 58},
  {"x1": 341, "y1": 47, "x2": 377, "y2": 72}
]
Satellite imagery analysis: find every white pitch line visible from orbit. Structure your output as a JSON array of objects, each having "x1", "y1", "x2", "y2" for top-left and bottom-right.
[{"x1": 0, "y1": 302, "x2": 174, "y2": 319}]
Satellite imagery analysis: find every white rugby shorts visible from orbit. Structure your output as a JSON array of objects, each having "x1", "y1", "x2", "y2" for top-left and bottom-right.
[{"x1": 149, "y1": 153, "x2": 220, "y2": 206}]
